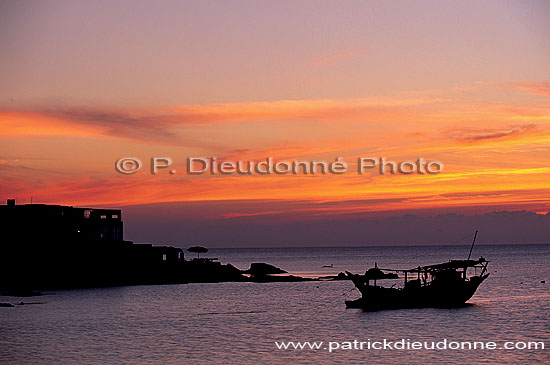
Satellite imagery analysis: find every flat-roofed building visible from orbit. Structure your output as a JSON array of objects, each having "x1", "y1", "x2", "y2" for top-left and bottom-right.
[{"x1": 0, "y1": 199, "x2": 123, "y2": 243}]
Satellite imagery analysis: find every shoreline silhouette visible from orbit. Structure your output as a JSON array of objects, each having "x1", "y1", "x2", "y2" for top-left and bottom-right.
[{"x1": 0, "y1": 200, "x2": 334, "y2": 295}]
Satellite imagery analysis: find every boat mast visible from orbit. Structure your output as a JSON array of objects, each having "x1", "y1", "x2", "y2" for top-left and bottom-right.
[{"x1": 467, "y1": 230, "x2": 478, "y2": 261}]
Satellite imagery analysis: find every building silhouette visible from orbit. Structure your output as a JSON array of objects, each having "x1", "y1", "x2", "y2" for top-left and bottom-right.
[
  {"x1": 0, "y1": 200, "x2": 187, "y2": 291},
  {"x1": 1, "y1": 199, "x2": 123, "y2": 242},
  {"x1": 0, "y1": 200, "x2": 246, "y2": 293}
]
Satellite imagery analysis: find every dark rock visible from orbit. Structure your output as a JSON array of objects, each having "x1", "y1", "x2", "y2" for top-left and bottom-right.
[
  {"x1": 249, "y1": 275, "x2": 317, "y2": 282},
  {"x1": 242, "y1": 263, "x2": 287, "y2": 276},
  {"x1": 183, "y1": 260, "x2": 247, "y2": 283},
  {"x1": 318, "y1": 272, "x2": 352, "y2": 281}
]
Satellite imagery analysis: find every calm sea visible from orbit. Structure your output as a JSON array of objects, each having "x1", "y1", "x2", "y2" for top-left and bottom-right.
[{"x1": 1, "y1": 244, "x2": 549, "y2": 364}]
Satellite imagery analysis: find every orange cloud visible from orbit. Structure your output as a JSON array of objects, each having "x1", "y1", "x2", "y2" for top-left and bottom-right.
[
  {"x1": 445, "y1": 124, "x2": 539, "y2": 143},
  {"x1": 0, "y1": 111, "x2": 103, "y2": 138},
  {"x1": 2, "y1": 83, "x2": 550, "y2": 218},
  {"x1": 510, "y1": 82, "x2": 550, "y2": 96},
  {"x1": 0, "y1": 96, "x2": 447, "y2": 143}
]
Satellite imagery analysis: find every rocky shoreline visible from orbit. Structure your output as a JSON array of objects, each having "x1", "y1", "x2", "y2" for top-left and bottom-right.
[{"x1": 1, "y1": 256, "x2": 350, "y2": 298}]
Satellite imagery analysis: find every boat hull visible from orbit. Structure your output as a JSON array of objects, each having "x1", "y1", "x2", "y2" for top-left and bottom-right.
[{"x1": 346, "y1": 273, "x2": 489, "y2": 311}]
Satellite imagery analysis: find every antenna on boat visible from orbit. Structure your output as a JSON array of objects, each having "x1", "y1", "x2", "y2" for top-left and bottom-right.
[{"x1": 467, "y1": 230, "x2": 478, "y2": 261}]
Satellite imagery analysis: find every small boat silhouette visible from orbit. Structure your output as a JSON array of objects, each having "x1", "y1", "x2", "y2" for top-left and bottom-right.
[{"x1": 345, "y1": 231, "x2": 489, "y2": 311}]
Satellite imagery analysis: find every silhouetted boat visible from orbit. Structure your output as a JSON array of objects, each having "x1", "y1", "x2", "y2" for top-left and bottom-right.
[{"x1": 345, "y1": 231, "x2": 490, "y2": 311}]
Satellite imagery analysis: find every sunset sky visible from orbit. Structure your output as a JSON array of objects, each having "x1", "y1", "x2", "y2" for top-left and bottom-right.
[{"x1": 1, "y1": 1, "x2": 549, "y2": 245}]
